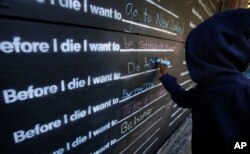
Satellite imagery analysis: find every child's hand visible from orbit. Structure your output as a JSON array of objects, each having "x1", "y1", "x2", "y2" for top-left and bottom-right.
[{"x1": 159, "y1": 57, "x2": 169, "y2": 75}]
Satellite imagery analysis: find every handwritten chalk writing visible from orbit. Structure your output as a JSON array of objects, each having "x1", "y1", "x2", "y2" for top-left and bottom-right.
[
  {"x1": 0, "y1": 37, "x2": 49, "y2": 53},
  {"x1": 139, "y1": 38, "x2": 168, "y2": 49},
  {"x1": 123, "y1": 36, "x2": 134, "y2": 49},
  {"x1": 143, "y1": 8, "x2": 152, "y2": 23},
  {"x1": 123, "y1": 36, "x2": 171, "y2": 50},
  {"x1": 13, "y1": 119, "x2": 62, "y2": 143},
  {"x1": 134, "y1": 108, "x2": 152, "y2": 125},
  {"x1": 122, "y1": 82, "x2": 154, "y2": 100},
  {"x1": 122, "y1": 89, "x2": 165, "y2": 117},
  {"x1": 121, "y1": 121, "x2": 133, "y2": 134},
  {"x1": 123, "y1": 101, "x2": 144, "y2": 116},
  {"x1": 3, "y1": 85, "x2": 58, "y2": 104},
  {"x1": 127, "y1": 57, "x2": 155, "y2": 75},
  {"x1": 144, "y1": 57, "x2": 156, "y2": 69},
  {"x1": 121, "y1": 108, "x2": 152, "y2": 134},
  {"x1": 124, "y1": 3, "x2": 139, "y2": 32},
  {"x1": 123, "y1": 2, "x2": 181, "y2": 35},
  {"x1": 90, "y1": 5, "x2": 113, "y2": 18},
  {"x1": 155, "y1": 13, "x2": 184, "y2": 34},
  {"x1": 128, "y1": 62, "x2": 140, "y2": 74},
  {"x1": 92, "y1": 122, "x2": 111, "y2": 137}
]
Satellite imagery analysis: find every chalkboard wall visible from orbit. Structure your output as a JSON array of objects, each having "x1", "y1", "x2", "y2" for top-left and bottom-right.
[{"x1": 0, "y1": 0, "x2": 222, "y2": 153}]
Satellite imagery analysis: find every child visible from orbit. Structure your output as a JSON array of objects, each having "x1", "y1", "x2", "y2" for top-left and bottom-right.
[{"x1": 159, "y1": 9, "x2": 250, "y2": 153}]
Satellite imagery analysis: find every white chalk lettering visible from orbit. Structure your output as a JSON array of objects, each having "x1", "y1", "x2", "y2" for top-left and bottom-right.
[
  {"x1": 50, "y1": 0, "x2": 81, "y2": 11},
  {"x1": 60, "y1": 39, "x2": 81, "y2": 53},
  {"x1": 89, "y1": 42, "x2": 112, "y2": 52},
  {"x1": 92, "y1": 99, "x2": 112, "y2": 113},
  {"x1": 90, "y1": 5, "x2": 113, "y2": 18},
  {"x1": 13, "y1": 119, "x2": 62, "y2": 143},
  {"x1": 3, "y1": 85, "x2": 58, "y2": 104},
  {"x1": 71, "y1": 135, "x2": 88, "y2": 148},
  {"x1": 0, "y1": 37, "x2": 49, "y2": 53},
  {"x1": 67, "y1": 78, "x2": 86, "y2": 90},
  {"x1": 92, "y1": 122, "x2": 111, "y2": 136},
  {"x1": 92, "y1": 73, "x2": 113, "y2": 85}
]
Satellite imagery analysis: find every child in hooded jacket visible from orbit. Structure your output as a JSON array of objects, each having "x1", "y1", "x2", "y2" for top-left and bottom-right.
[{"x1": 159, "y1": 9, "x2": 250, "y2": 154}]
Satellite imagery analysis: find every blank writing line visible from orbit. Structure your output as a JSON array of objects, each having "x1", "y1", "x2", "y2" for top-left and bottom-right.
[
  {"x1": 209, "y1": 0, "x2": 216, "y2": 11},
  {"x1": 192, "y1": 8, "x2": 204, "y2": 22},
  {"x1": 119, "y1": 117, "x2": 162, "y2": 154},
  {"x1": 120, "y1": 68, "x2": 159, "y2": 80},
  {"x1": 180, "y1": 79, "x2": 192, "y2": 86},
  {"x1": 146, "y1": 0, "x2": 179, "y2": 18},
  {"x1": 122, "y1": 19, "x2": 177, "y2": 36},
  {"x1": 142, "y1": 137, "x2": 158, "y2": 154},
  {"x1": 169, "y1": 109, "x2": 187, "y2": 127},
  {"x1": 189, "y1": 21, "x2": 197, "y2": 28},
  {"x1": 198, "y1": 0, "x2": 213, "y2": 17},
  {"x1": 116, "y1": 105, "x2": 165, "y2": 143},
  {"x1": 120, "y1": 49, "x2": 174, "y2": 52},
  {"x1": 118, "y1": 93, "x2": 167, "y2": 124},
  {"x1": 185, "y1": 83, "x2": 196, "y2": 90},
  {"x1": 143, "y1": 137, "x2": 159, "y2": 154},
  {"x1": 119, "y1": 83, "x2": 162, "y2": 103},
  {"x1": 180, "y1": 71, "x2": 189, "y2": 77},
  {"x1": 171, "y1": 107, "x2": 182, "y2": 118},
  {"x1": 133, "y1": 128, "x2": 160, "y2": 154},
  {"x1": 173, "y1": 103, "x2": 177, "y2": 109}
]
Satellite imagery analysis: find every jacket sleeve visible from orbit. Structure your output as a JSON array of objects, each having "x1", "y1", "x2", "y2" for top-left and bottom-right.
[{"x1": 159, "y1": 73, "x2": 194, "y2": 108}]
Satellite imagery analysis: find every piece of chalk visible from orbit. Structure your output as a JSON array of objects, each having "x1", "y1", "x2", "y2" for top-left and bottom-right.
[{"x1": 156, "y1": 59, "x2": 171, "y2": 66}]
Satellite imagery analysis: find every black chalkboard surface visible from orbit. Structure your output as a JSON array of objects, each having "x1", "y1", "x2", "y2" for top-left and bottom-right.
[{"x1": 0, "y1": 0, "x2": 221, "y2": 153}]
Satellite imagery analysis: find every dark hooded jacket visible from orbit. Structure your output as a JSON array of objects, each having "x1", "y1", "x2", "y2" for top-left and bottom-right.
[{"x1": 160, "y1": 9, "x2": 250, "y2": 153}]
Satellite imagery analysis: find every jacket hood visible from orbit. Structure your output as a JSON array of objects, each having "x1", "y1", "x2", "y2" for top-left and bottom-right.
[{"x1": 185, "y1": 9, "x2": 250, "y2": 84}]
